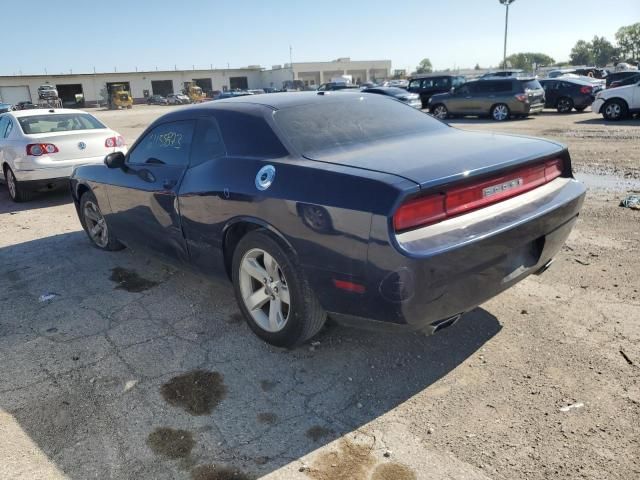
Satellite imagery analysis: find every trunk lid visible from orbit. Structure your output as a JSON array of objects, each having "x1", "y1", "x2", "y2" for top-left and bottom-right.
[
  {"x1": 304, "y1": 129, "x2": 564, "y2": 190},
  {"x1": 27, "y1": 129, "x2": 116, "y2": 160}
]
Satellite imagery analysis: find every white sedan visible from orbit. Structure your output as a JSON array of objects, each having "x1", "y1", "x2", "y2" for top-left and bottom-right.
[{"x1": 0, "y1": 108, "x2": 127, "y2": 202}]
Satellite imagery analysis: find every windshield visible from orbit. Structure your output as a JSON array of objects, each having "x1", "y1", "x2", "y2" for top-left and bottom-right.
[
  {"x1": 273, "y1": 95, "x2": 445, "y2": 156},
  {"x1": 18, "y1": 114, "x2": 106, "y2": 134}
]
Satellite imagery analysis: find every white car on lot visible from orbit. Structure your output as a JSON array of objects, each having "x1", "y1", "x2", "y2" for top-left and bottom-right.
[
  {"x1": 0, "y1": 109, "x2": 127, "y2": 201},
  {"x1": 592, "y1": 80, "x2": 640, "y2": 121}
]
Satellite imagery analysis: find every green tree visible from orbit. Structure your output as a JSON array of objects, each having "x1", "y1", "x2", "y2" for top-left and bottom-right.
[
  {"x1": 415, "y1": 58, "x2": 433, "y2": 74},
  {"x1": 570, "y1": 40, "x2": 594, "y2": 65},
  {"x1": 590, "y1": 36, "x2": 619, "y2": 66},
  {"x1": 616, "y1": 23, "x2": 640, "y2": 61},
  {"x1": 505, "y1": 52, "x2": 555, "y2": 70}
]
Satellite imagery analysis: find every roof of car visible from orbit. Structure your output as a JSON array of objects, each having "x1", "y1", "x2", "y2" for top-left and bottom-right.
[
  {"x1": 194, "y1": 91, "x2": 371, "y2": 110},
  {"x1": 9, "y1": 108, "x2": 92, "y2": 118}
]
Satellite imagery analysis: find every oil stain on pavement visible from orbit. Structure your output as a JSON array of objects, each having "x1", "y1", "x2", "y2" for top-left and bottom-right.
[
  {"x1": 305, "y1": 425, "x2": 332, "y2": 442},
  {"x1": 371, "y1": 463, "x2": 417, "y2": 480},
  {"x1": 256, "y1": 412, "x2": 278, "y2": 425},
  {"x1": 146, "y1": 427, "x2": 195, "y2": 460},
  {"x1": 109, "y1": 267, "x2": 159, "y2": 293},
  {"x1": 190, "y1": 464, "x2": 254, "y2": 480},
  {"x1": 305, "y1": 439, "x2": 416, "y2": 480},
  {"x1": 161, "y1": 370, "x2": 227, "y2": 415}
]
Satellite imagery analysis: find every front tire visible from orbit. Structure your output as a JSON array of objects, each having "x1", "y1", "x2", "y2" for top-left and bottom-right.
[
  {"x1": 79, "y1": 191, "x2": 124, "y2": 251},
  {"x1": 602, "y1": 99, "x2": 628, "y2": 121},
  {"x1": 491, "y1": 103, "x2": 510, "y2": 121},
  {"x1": 431, "y1": 104, "x2": 449, "y2": 120},
  {"x1": 232, "y1": 230, "x2": 326, "y2": 348},
  {"x1": 4, "y1": 166, "x2": 32, "y2": 202}
]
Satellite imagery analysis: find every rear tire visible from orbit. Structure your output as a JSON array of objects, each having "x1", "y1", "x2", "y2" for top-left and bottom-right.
[
  {"x1": 556, "y1": 97, "x2": 574, "y2": 113},
  {"x1": 4, "y1": 166, "x2": 32, "y2": 202},
  {"x1": 602, "y1": 99, "x2": 628, "y2": 121},
  {"x1": 491, "y1": 103, "x2": 510, "y2": 121},
  {"x1": 79, "y1": 191, "x2": 124, "y2": 251},
  {"x1": 232, "y1": 230, "x2": 326, "y2": 348}
]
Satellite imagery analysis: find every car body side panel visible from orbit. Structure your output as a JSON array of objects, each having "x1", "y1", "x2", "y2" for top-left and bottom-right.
[{"x1": 177, "y1": 156, "x2": 415, "y2": 301}]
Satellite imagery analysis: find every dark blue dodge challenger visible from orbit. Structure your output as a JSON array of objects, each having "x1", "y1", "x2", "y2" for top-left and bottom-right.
[{"x1": 71, "y1": 92, "x2": 586, "y2": 347}]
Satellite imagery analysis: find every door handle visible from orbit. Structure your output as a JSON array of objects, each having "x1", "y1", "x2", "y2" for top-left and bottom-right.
[
  {"x1": 465, "y1": 96, "x2": 472, "y2": 99},
  {"x1": 162, "y1": 179, "x2": 177, "y2": 189}
]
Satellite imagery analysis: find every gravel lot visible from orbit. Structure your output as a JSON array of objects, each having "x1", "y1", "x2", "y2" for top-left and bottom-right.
[{"x1": 1, "y1": 105, "x2": 639, "y2": 480}]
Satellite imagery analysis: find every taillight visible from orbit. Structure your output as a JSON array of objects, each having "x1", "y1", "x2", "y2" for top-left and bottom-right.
[
  {"x1": 26, "y1": 143, "x2": 58, "y2": 156},
  {"x1": 515, "y1": 93, "x2": 528, "y2": 102},
  {"x1": 580, "y1": 86, "x2": 592, "y2": 94},
  {"x1": 105, "y1": 136, "x2": 125, "y2": 148},
  {"x1": 393, "y1": 158, "x2": 565, "y2": 232}
]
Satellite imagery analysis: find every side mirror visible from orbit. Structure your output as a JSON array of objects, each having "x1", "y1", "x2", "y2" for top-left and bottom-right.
[{"x1": 104, "y1": 151, "x2": 125, "y2": 169}]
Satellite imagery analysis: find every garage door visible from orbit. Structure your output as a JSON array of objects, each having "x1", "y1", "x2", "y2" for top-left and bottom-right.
[{"x1": 0, "y1": 86, "x2": 31, "y2": 104}]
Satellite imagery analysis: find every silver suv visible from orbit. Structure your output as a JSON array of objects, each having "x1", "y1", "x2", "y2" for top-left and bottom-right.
[
  {"x1": 429, "y1": 78, "x2": 545, "y2": 121},
  {"x1": 37, "y1": 84, "x2": 58, "y2": 99}
]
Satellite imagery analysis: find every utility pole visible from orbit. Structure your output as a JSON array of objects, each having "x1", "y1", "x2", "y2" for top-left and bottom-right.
[
  {"x1": 499, "y1": 0, "x2": 516, "y2": 68},
  {"x1": 289, "y1": 45, "x2": 295, "y2": 83}
]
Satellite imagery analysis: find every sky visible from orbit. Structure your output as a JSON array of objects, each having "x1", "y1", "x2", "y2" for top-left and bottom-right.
[{"x1": 1, "y1": 0, "x2": 638, "y2": 76}]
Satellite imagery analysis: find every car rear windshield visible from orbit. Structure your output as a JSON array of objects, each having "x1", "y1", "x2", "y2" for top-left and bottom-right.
[
  {"x1": 522, "y1": 80, "x2": 542, "y2": 91},
  {"x1": 18, "y1": 114, "x2": 106, "y2": 134},
  {"x1": 273, "y1": 95, "x2": 445, "y2": 156}
]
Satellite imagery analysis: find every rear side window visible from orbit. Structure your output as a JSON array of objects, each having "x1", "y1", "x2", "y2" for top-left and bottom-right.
[
  {"x1": 408, "y1": 79, "x2": 421, "y2": 89},
  {"x1": 453, "y1": 77, "x2": 465, "y2": 87},
  {"x1": 190, "y1": 117, "x2": 226, "y2": 165},
  {"x1": 128, "y1": 120, "x2": 195, "y2": 166},
  {"x1": 214, "y1": 109, "x2": 288, "y2": 158},
  {"x1": 18, "y1": 114, "x2": 106, "y2": 134}
]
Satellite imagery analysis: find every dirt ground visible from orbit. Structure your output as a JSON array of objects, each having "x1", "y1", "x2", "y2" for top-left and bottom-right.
[{"x1": 1, "y1": 105, "x2": 638, "y2": 480}]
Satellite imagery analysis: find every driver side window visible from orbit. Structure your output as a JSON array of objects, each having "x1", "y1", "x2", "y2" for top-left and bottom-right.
[{"x1": 128, "y1": 120, "x2": 195, "y2": 166}]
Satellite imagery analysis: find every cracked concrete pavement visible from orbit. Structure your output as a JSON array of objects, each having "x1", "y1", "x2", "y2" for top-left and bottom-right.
[{"x1": 1, "y1": 106, "x2": 639, "y2": 479}]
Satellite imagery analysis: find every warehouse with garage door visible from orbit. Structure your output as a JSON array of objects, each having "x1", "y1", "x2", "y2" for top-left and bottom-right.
[
  {"x1": 0, "y1": 58, "x2": 392, "y2": 106},
  {"x1": 0, "y1": 85, "x2": 31, "y2": 104}
]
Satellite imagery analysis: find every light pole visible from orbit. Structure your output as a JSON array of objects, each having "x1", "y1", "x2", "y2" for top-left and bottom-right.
[{"x1": 499, "y1": 0, "x2": 516, "y2": 68}]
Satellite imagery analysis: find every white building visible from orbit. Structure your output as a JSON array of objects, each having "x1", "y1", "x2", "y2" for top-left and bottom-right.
[{"x1": 0, "y1": 58, "x2": 392, "y2": 107}]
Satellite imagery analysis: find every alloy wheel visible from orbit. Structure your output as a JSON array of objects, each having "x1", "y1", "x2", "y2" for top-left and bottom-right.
[
  {"x1": 239, "y1": 248, "x2": 290, "y2": 333},
  {"x1": 558, "y1": 99, "x2": 572, "y2": 113},
  {"x1": 492, "y1": 105, "x2": 509, "y2": 121},
  {"x1": 83, "y1": 200, "x2": 109, "y2": 248},
  {"x1": 433, "y1": 105, "x2": 448, "y2": 119},
  {"x1": 604, "y1": 103, "x2": 621, "y2": 120}
]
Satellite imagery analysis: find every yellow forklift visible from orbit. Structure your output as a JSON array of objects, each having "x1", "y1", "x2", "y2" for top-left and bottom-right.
[
  {"x1": 108, "y1": 84, "x2": 133, "y2": 109},
  {"x1": 183, "y1": 82, "x2": 205, "y2": 103}
]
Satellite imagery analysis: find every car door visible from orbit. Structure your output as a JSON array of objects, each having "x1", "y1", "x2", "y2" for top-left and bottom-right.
[
  {"x1": 541, "y1": 80, "x2": 558, "y2": 107},
  {"x1": 106, "y1": 119, "x2": 195, "y2": 261},
  {"x1": 446, "y1": 83, "x2": 474, "y2": 114},
  {"x1": 633, "y1": 81, "x2": 640, "y2": 109}
]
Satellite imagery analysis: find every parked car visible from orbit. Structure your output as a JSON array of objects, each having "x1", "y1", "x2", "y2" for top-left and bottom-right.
[
  {"x1": 478, "y1": 69, "x2": 525, "y2": 79},
  {"x1": 609, "y1": 72, "x2": 640, "y2": 89},
  {"x1": 0, "y1": 109, "x2": 126, "y2": 202},
  {"x1": 69, "y1": 92, "x2": 585, "y2": 348},
  {"x1": 592, "y1": 79, "x2": 640, "y2": 120},
  {"x1": 555, "y1": 73, "x2": 606, "y2": 89},
  {"x1": 14, "y1": 101, "x2": 38, "y2": 110},
  {"x1": 0, "y1": 103, "x2": 13, "y2": 113},
  {"x1": 215, "y1": 91, "x2": 254, "y2": 100},
  {"x1": 606, "y1": 70, "x2": 640, "y2": 88},
  {"x1": 407, "y1": 75, "x2": 465, "y2": 109},
  {"x1": 147, "y1": 95, "x2": 169, "y2": 105},
  {"x1": 539, "y1": 78, "x2": 599, "y2": 113},
  {"x1": 167, "y1": 93, "x2": 190, "y2": 105},
  {"x1": 362, "y1": 86, "x2": 422, "y2": 108},
  {"x1": 429, "y1": 78, "x2": 545, "y2": 121},
  {"x1": 317, "y1": 83, "x2": 360, "y2": 91},
  {"x1": 548, "y1": 68, "x2": 607, "y2": 79},
  {"x1": 37, "y1": 84, "x2": 58, "y2": 99}
]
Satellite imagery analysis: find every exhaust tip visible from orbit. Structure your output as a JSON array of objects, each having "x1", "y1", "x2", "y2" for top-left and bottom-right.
[
  {"x1": 424, "y1": 314, "x2": 462, "y2": 335},
  {"x1": 534, "y1": 258, "x2": 554, "y2": 276}
]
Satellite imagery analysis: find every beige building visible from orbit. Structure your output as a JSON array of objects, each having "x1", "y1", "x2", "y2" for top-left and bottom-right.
[{"x1": 0, "y1": 58, "x2": 392, "y2": 107}]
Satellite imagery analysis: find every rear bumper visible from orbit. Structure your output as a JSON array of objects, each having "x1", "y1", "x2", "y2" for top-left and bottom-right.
[{"x1": 318, "y1": 177, "x2": 586, "y2": 331}]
